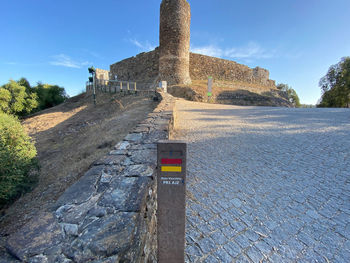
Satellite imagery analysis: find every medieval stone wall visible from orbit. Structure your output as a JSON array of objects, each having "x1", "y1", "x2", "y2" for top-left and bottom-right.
[
  {"x1": 109, "y1": 50, "x2": 275, "y2": 88},
  {"x1": 110, "y1": 49, "x2": 159, "y2": 84},
  {"x1": 190, "y1": 53, "x2": 276, "y2": 87}
]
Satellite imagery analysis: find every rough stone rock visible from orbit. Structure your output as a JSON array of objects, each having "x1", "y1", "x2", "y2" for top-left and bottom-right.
[
  {"x1": 6, "y1": 213, "x2": 63, "y2": 261},
  {"x1": 130, "y1": 149, "x2": 157, "y2": 164},
  {"x1": 100, "y1": 170, "x2": 113, "y2": 183},
  {"x1": 123, "y1": 164, "x2": 154, "y2": 177},
  {"x1": 98, "y1": 177, "x2": 152, "y2": 212},
  {"x1": 62, "y1": 213, "x2": 139, "y2": 263},
  {"x1": 92, "y1": 255, "x2": 120, "y2": 263},
  {"x1": 125, "y1": 133, "x2": 143, "y2": 142},
  {"x1": 0, "y1": 251, "x2": 19, "y2": 263},
  {"x1": 129, "y1": 143, "x2": 157, "y2": 150},
  {"x1": 109, "y1": 149, "x2": 128, "y2": 155},
  {"x1": 143, "y1": 130, "x2": 167, "y2": 144},
  {"x1": 121, "y1": 157, "x2": 135, "y2": 166},
  {"x1": 61, "y1": 223, "x2": 79, "y2": 237},
  {"x1": 54, "y1": 166, "x2": 104, "y2": 209},
  {"x1": 114, "y1": 141, "x2": 130, "y2": 150},
  {"x1": 87, "y1": 207, "x2": 107, "y2": 218},
  {"x1": 133, "y1": 125, "x2": 149, "y2": 133},
  {"x1": 55, "y1": 194, "x2": 102, "y2": 224},
  {"x1": 28, "y1": 255, "x2": 48, "y2": 263}
]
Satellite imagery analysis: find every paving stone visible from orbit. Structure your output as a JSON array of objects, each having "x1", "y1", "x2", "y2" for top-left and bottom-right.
[
  {"x1": 203, "y1": 254, "x2": 219, "y2": 263},
  {"x1": 223, "y1": 241, "x2": 241, "y2": 258},
  {"x1": 244, "y1": 229, "x2": 260, "y2": 242},
  {"x1": 210, "y1": 231, "x2": 227, "y2": 246},
  {"x1": 197, "y1": 237, "x2": 216, "y2": 255},
  {"x1": 235, "y1": 254, "x2": 252, "y2": 263},
  {"x1": 186, "y1": 244, "x2": 202, "y2": 257},
  {"x1": 234, "y1": 234, "x2": 251, "y2": 250},
  {"x1": 246, "y1": 245, "x2": 264, "y2": 262},
  {"x1": 212, "y1": 248, "x2": 232, "y2": 262},
  {"x1": 175, "y1": 100, "x2": 350, "y2": 262},
  {"x1": 254, "y1": 240, "x2": 272, "y2": 256}
]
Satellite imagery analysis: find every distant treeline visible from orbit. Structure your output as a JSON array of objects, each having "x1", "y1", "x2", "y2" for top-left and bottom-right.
[
  {"x1": 0, "y1": 78, "x2": 69, "y2": 117},
  {"x1": 318, "y1": 57, "x2": 350, "y2": 108}
]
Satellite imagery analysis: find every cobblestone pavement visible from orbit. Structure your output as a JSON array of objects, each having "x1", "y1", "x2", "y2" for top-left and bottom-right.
[{"x1": 173, "y1": 100, "x2": 350, "y2": 263}]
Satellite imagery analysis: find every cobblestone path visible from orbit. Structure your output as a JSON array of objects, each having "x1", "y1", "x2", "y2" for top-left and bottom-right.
[{"x1": 173, "y1": 100, "x2": 350, "y2": 263}]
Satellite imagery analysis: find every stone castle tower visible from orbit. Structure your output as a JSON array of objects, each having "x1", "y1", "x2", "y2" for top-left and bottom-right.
[{"x1": 159, "y1": 0, "x2": 192, "y2": 85}]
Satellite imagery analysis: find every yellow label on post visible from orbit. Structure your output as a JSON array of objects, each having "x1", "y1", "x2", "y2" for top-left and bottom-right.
[{"x1": 161, "y1": 166, "x2": 182, "y2": 172}]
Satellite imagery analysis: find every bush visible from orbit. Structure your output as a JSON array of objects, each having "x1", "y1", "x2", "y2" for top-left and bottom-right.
[
  {"x1": 0, "y1": 80, "x2": 39, "y2": 116},
  {"x1": 0, "y1": 113, "x2": 38, "y2": 207}
]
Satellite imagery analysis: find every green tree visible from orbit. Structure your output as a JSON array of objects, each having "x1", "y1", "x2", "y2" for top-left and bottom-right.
[
  {"x1": 277, "y1": 83, "x2": 301, "y2": 107},
  {"x1": 0, "y1": 113, "x2": 38, "y2": 207},
  {"x1": 0, "y1": 80, "x2": 38, "y2": 116},
  {"x1": 17, "y1": 77, "x2": 31, "y2": 91},
  {"x1": 34, "y1": 83, "x2": 68, "y2": 110},
  {"x1": 0, "y1": 78, "x2": 69, "y2": 116},
  {"x1": 318, "y1": 57, "x2": 350, "y2": 108}
]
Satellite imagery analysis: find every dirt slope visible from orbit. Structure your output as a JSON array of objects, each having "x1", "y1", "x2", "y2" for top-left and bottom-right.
[{"x1": 0, "y1": 92, "x2": 157, "y2": 238}]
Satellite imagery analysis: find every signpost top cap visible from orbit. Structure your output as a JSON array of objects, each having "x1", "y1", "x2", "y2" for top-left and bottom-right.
[
  {"x1": 208, "y1": 76, "x2": 213, "y2": 79},
  {"x1": 158, "y1": 140, "x2": 187, "y2": 145}
]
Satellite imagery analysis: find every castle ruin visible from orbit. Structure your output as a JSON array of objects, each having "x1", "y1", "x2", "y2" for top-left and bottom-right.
[{"x1": 105, "y1": 0, "x2": 276, "y2": 90}]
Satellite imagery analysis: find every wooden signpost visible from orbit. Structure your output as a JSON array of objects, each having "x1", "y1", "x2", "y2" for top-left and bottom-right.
[{"x1": 157, "y1": 140, "x2": 187, "y2": 263}]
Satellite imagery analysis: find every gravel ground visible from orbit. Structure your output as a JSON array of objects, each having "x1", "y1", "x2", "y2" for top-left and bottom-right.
[{"x1": 173, "y1": 99, "x2": 350, "y2": 262}]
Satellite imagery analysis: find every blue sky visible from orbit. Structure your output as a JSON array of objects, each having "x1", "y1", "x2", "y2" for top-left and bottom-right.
[{"x1": 1, "y1": 0, "x2": 349, "y2": 104}]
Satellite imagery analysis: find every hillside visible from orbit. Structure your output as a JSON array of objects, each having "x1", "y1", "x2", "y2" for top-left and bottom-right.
[{"x1": 0, "y1": 92, "x2": 158, "y2": 240}]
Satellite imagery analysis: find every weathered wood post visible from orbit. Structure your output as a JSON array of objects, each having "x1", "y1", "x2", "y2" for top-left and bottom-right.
[{"x1": 157, "y1": 140, "x2": 187, "y2": 263}]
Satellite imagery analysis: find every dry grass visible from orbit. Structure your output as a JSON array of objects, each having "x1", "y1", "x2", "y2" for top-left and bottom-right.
[{"x1": 0, "y1": 92, "x2": 157, "y2": 236}]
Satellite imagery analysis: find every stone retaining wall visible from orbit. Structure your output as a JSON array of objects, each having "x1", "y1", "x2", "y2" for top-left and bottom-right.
[{"x1": 5, "y1": 91, "x2": 176, "y2": 263}]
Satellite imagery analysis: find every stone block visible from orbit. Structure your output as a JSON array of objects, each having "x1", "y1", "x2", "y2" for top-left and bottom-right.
[
  {"x1": 125, "y1": 133, "x2": 143, "y2": 142},
  {"x1": 6, "y1": 213, "x2": 63, "y2": 261},
  {"x1": 130, "y1": 149, "x2": 157, "y2": 164},
  {"x1": 53, "y1": 166, "x2": 103, "y2": 209},
  {"x1": 123, "y1": 164, "x2": 154, "y2": 177},
  {"x1": 98, "y1": 177, "x2": 152, "y2": 212},
  {"x1": 62, "y1": 213, "x2": 139, "y2": 262}
]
